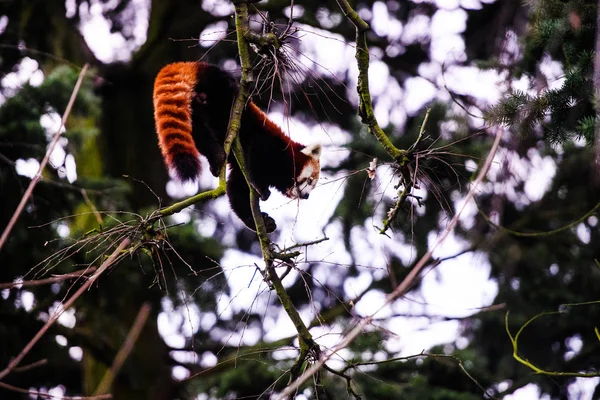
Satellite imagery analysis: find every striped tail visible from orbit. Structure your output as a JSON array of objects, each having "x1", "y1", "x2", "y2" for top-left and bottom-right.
[{"x1": 153, "y1": 62, "x2": 201, "y2": 181}]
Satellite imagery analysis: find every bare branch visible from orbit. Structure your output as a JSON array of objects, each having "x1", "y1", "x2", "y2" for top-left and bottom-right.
[
  {"x1": 0, "y1": 267, "x2": 97, "y2": 289},
  {"x1": 11, "y1": 359, "x2": 48, "y2": 373},
  {"x1": 0, "y1": 238, "x2": 130, "y2": 381},
  {"x1": 0, "y1": 381, "x2": 111, "y2": 399},
  {"x1": 93, "y1": 302, "x2": 152, "y2": 395}
]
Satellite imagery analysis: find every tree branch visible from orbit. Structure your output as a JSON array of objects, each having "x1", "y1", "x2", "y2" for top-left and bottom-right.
[
  {"x1": 336, "y1": 0, "x2": 404, "y2": 161},
  {"x1": 0, "y1": 238, "x2": 130, "y2": 382},
  {"x1": 0, "y1": 382, "x2": 112, "y2": 400},
  {"x1": 0, "y1": 267, "x2": 97, "y2": 289},
  {"x1": 230, "y1": 1, "x2": 318, "y2": 393},
  {"x1": 93, "y1": 302, "x2": 152, "y2": 395}
]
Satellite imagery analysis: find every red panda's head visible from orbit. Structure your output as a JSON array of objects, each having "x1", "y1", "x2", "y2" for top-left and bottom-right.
[{"x1": 286, "y1": 142, "x2": 322, "y2": 199}]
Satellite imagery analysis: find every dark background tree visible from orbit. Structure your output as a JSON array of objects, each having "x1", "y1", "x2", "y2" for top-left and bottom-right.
[{"x1": 1, "y1": 0, "x2": 599, "y2": 399}]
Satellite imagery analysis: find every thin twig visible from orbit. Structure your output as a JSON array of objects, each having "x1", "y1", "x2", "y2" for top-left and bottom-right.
[
  {"x1": 0, "y1": 267, "x2": 97, "y2": 289},
  {"x1": 0, "y1": 381, "x2": 111, "y2": 399},
  {"x1": 344, "y1": 352, "x2": 495, "y2": 399},
  {"x1": 0, "y1": 64, "x2": 90, "y2": 253},
  {"x1": 275, "y1": 126, "x2": 504, "y2": 399},
  {"x1": 0, "y1": 238, "x2": 130, "y2": 381},
  {"x1": 81, "y1": 189, "x2": 103, "y2": 224},
  {"x1": 94, "y1": 302, "x2": 152, "y2": 395},
  {"x1": 506, "y1": 304, "x2": 600, "y2": 377},
  {"x1": 12, "y1": 359, "x2": 48, "y2": 373}
]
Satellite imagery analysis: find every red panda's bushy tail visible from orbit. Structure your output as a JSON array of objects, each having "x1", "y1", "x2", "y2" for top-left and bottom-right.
[{"x1": 153, "y1": 62, "x2": 201, "y2": 181}]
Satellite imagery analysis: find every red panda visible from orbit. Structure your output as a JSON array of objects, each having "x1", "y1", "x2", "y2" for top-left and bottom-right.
[{"x1": 153, "y1": 61, "x2": 321, "y2": 232}]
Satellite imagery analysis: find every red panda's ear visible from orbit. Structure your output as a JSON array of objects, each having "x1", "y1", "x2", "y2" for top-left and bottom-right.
[{"x1": 302, "y1": 142, "x2": 322, "y2": 159}]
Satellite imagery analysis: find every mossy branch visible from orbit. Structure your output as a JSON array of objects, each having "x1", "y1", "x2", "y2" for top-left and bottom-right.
[
  {"x1": 337, "y1": 0, "x2": 404, "y2": 161},
  {"x1": 505, "y1": 308, "x2": 600, "y2": 377},
  {"x1": 154, "y1": 180, "x2": 226, "y2": 218},
  {"x1": 379, "y1": 184, "x2": 411, "y2": 235},
  {"x1": 230, "y1": 104, "x2": 317, "y2": 389},
  {"x1": 232, "y1": 0, "x2": 317, "y2": 389},
  {"x1": 379, "y1": 108, "x2": 430, "y2": 234},
  {"x1": 338, "y1": 0, "x2": 435, "y2": 232},
  {"x1": 224, "y1": 2, "x2": 255, "y2": 159}
]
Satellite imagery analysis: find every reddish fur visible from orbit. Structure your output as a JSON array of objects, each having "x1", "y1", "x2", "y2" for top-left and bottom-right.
[
  {"x1": 243, "y1": 102, "x2": 312, "y2": 194},
  {"x1": 247, "y1": 102, "x2": 307, "y2": 157},
  {"x1": 153, "y1": 62, "x2": 201, "y2": 181},
  {"x1": 246, "y1": 102, "x2": 295, "y2": 145}
]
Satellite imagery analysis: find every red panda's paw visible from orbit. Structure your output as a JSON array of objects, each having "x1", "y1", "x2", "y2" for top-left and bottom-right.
[
  {"x1": 262, "y1": 213, "x2": 277, "y2": 233},
  {"x1": 207, "y1": 152, "x2": 226, "y2": 177},
  {"x1": 241, "y1": 213, "x2": 276, "y2": 233}
]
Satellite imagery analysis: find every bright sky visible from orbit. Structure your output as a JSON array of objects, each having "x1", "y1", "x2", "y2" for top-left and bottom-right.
[{"x1": 4, "y1": 0, "x2": 592, "y2": 398}]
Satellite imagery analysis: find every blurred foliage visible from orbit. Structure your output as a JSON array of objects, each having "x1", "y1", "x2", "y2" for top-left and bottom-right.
[{"x1": 1, "y1": 0, "x2": 600, "y2": 399}]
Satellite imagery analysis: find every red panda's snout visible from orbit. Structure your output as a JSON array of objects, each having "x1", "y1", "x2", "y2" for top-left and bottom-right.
[
  {"x1": 288, "y1": 142, "x2": 321, "y2": 199},
  {"x1": 285, "y1": 179, "x2": 316, "y2": 199}
]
